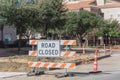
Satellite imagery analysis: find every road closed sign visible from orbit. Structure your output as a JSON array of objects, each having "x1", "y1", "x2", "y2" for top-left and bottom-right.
[{"x1": 37, "y1": 40, "x2": 60, "y2": 57}]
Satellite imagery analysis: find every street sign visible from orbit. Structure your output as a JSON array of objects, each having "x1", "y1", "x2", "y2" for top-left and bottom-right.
[{"x1": 37, "y1": 40, "x2": 60, "y2": 57}]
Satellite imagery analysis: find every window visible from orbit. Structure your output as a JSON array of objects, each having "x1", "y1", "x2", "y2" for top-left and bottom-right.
[
  {"x1": 104, "y1": 0, "x2": 111, "y2": 4},
  {"x1": 118, "y1": 12, "x2": 120, "y2": 17},
  {"x1": 109, "y1": 13, "x2": 113, "y2": 18},
  {"x1": 26, "y1": 0, "x2": 37, "y2": 4},
  {"x1": 5, "y1": 33, "x2": 12, "y2": 44},
  {"x1": 100, "y1": 13, "x2": 104, "y2": 18},
  {"x1": 119, "y1": 21, "x2": 120, "y2": 24}
]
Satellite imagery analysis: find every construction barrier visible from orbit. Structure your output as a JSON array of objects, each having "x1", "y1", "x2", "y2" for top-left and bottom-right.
[
  {"x1": 29, "y1": 40, "x2": 76, "y2": 45},
  {"x1": 28, "y1": 61, "x2": 75, "y2": 69},
  {"x1": 93, "y1": 48, "x2": 98, "y2": 72},
  {"x1": 29, "y1": 51, "x2": 76, "y2": 57},
  {"x1": 28, "y1": 40, "x2": 112, "y2": 76},
  {"x1": 28, "y1": 39, "x2": 77, "y2": 76},
  {"x1": 89, "y1": 48, "x2": 102, "y2": 73},
  {"x1": 109, "y1": 45, "x2": 112, "y2": 55}
]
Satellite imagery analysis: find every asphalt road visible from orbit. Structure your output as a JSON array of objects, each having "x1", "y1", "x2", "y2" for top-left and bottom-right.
[
  {"x1": 1, "y1": 71, "x2": 120, "y2": 80},
  {"x1": 95, "y1": 71, "x2": 120, "y2": 80}
]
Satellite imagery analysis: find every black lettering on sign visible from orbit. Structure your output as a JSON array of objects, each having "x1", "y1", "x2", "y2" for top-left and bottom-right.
[
  {"x1": 45, "y1": 43, "x2": 48, "y2": 48},
  {"x1": 39, "y1": 50, "x2": 43, "y2": 55},
  {"x1": 55, "y1": 50, "x2": 58, "y2": 55},
  {"x1": 51, "y1": 43, "x2": 55, "y2": 48},
  {"x1": 38, "y1": 50, "x2": 59, "y2": 56},
  {"x1": 41, "y1": 43, "x2": 44, "y2": 48},
  {"x1": 45, "y1": 50, "x2": 48, "y2": 55},
  {"x1": 41, "y1": 43, "x2": 56, "y2": 48}
]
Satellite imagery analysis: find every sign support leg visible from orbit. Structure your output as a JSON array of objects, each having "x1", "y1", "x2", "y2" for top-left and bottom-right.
[{"x1": 65, "y1": 45, "x2": 68, "y2": 75}]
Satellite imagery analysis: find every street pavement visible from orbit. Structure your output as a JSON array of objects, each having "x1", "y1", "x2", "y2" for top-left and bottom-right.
[
  {"x1": 0, "y1": 49, "x2": 120, "y2": 80},
  {"x1": 96, "y1": 71, "x2": 120, "y2": 80},
  {"x1": 0, "y1": 72, "x2": 26, "y2": 78}
]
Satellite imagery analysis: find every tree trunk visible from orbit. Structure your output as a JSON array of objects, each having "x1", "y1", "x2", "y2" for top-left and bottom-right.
[
  {"x1": 80, "y1": 38, "x2": 83, "y2": 47},
  {"x1": 0, "y1": 24, "x2": 4, "y2": 41},
  {"x1": 18, "y1": 38, "x2": 20, "y2": 51},
  {"x1": 58, "y1": 32, "x2": 62, "y2": 40},
  {"x1": 76, "y1": 34, "x2": 82, "y2": 47},
  {"x1": 18, "y1": 28, "x2": 21, "y2": 53},
  {"x1": 109, "y1": 36, "x2": 112, "y2": 45},
  {"x1": 85, "y1": 38, "x2": 88, "y2": 47},
  {"x1": 1, "y1": 28, "x2": 3, "y2": 41}
]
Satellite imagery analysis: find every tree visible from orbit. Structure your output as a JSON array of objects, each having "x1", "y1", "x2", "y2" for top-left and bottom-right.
[
  {"x1": 65, "y1": 10, "x2": 103, "y2": 46},
  {"x1": 97, "y1": 19, "x2": 119, "y2": 45},
  {"x1": 1, "y1": 0, "x2": 67, "y2": 51},
  {"x1": 1, "y1": 3, "x2": 41, "y2": 50},
  {"x1": 0, "y1": 0, "x2": 10, "y2": 41},
  {"x1": 39, "y1": 0, "x2": 67, "y2": 39},
  {"x1": 0, "y1": 0, "x2": 43, "y2": 38}
]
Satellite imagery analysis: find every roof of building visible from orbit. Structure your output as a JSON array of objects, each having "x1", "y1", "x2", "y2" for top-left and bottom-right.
[
  {"x1": 64, "y1": 0, "x2": 95, "y2": 10},
  {"x1": 97, "y1": 3, "x2": 120, "y2": 8}
]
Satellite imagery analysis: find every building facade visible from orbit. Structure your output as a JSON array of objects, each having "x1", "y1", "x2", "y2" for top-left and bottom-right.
[
  {"x1": 65, "y1": 0, "x2": 120, "y2": 23},
  {"x1": 0, "y1": 25, "x2": 16, "y2": 44},
  {"x1": 0, "y1": 0, "x2": 16, "y2": 44},
  {"x1": 98, "y1": 4, "x2": 120, "y2": 23}
]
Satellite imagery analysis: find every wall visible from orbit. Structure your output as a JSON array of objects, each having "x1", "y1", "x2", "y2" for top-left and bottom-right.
[
  {"x1": 96, "y1": 0, "x2": 105, "y2": 5},
  {"x1": 2, "y1": 25, "x2": 16, "y2": 44},
  {"x1": 101, "y1": 7, "x2": 120, "y2": 23}
]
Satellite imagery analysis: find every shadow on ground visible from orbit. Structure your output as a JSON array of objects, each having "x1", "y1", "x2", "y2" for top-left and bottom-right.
[{"x1": 0, "y1": 47, "x2": 30, "y2": 57}]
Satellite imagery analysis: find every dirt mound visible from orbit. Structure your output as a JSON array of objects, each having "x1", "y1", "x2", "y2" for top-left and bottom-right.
[{"x1": 113, "y1": 45, "x2": 120, "y2": 49}]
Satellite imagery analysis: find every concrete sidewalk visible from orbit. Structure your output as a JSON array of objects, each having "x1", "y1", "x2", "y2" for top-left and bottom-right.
[{"x1": 0, "y1": 72, "x2": 26, "y2": 78}]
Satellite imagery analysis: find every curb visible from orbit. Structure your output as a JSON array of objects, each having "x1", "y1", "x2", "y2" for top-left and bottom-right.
[{"x1": 75, "y1": 54, "x2": 111, "y2": 65}]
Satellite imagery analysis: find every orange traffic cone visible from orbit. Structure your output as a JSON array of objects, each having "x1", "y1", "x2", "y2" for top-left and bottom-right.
[
  {"x1": 110, "y1": 45, "x2": 112, "y2": 55},
  {"x1": 93, "y1": 48, "x2": 98, "y2": 72},
  {"x1": 89, "y1": 48, "x2": 102, "y2": 73},
  {"x1": 104, "y1": 44, "x2": 106, "y2": 55}
]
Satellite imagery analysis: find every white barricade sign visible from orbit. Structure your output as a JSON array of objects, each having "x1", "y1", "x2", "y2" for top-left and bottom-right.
[
  {"x1": 37, "y1": 40, "x2": 60, "y2": 57},
  {"x1": 28, "y1": 39, "x2": 77, "y2": 69}
]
